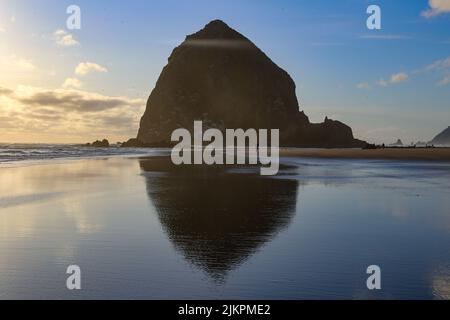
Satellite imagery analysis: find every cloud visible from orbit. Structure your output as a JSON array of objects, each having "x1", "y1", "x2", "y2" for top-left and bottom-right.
[
  {"x1": 310, "y1": 42, "x2": 344, "y2": 47},
  {"x1": 438, "y1": 75, "x2": 450, "y2": 86},
  {"x1": 390, "y1": 72, "x2": 409, "y2": 83},
  {"x1": 376, "y1": 79, "x2": 388, "y2": 87},
  {"x1": 423, "y1": 56, "x2": 450, "y2": 86},
  {"x1": 422, "y1": 0, "x2": 450, "y2": 17},
  {"x1": 13, "y1": 86, "x2": 142, "y2": 113},
  {"x1": 360, "y1": 57, "x2": 449, "y2": 90},
  {"x1": 359, "y1": 34, "x2": 412, "y2": 40},
  {"x1": 356, "y1": 82, "x2": 371, "y2": 90},
  {"x1": 0, "y1": 87, "x2": 13, "y2": 95},
  {"x1": 62, "y1": 78, "x2": 83, "y2": 89},
  {"x1": 0, "y1": 85, "x2": 145, "y2": 140},
  {"x1": 425, "y1": 56, "x2": 450, "y2": 71},
  {"x1": 15, "y1": 59, "x2": 36, "y2": 71},
  {"x1": 54, "y1": 29, "x2": 80, "y2": 47},
  {"x1": 0, "y1": 27, "x2": 5, "y2": 33},
  {"x1": 374, "y1": 73, "x2": 408, "y2": 87},
  {"x1": 7, "y1": 55, "x2": 36, "y2": 72},
  {"x1": 75, "y1": 62, "x2": 108, "y2": 76}
]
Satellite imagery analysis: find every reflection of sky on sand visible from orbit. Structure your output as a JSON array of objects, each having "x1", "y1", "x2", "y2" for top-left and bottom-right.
[
  {"x1": 0, "y1": 158, "x2": 142, "y2": 238},
  {"x1": 0, "y1": 158, "x2": 157, "y2": 299},
  {"x1": 0, "y1": 156, "x2": 449, "y2": 299}
]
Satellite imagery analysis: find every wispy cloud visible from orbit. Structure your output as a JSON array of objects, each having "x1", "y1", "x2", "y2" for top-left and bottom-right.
[
  {"x1": 358, "y1": 72, "x2": 409, "y2": 90},
  {"x1": 359, "y1": 34, "x2": 412, "y2": 40},
  {"x1": 62, "y1": 78, "x2": 83, "y2": 89},
  {"x1": 422, "y1": 56, "x2": 450, "y2": 86},
  {"x1": 75, "y1": 62, "x2": 108, "y2": 76},
  {"x1": 0, "y1": 87, "x2": 13, "y2": 95},
  {"x1": 310, "y1": 42, "x2": 344, "y2": 47},
  {"x1": 425, "y1": 56, "x2": 450, "y2": 71},
  {"x1": 376, "y1": 79, "x2": 388, "y2": 87},
  {"x1": 9, "y1": 86, "x2": 141, "y2": 113},
  {"x1": 390, "y1": 72, "x2": 409, "y2": 83},
  {"x1": 374, "y1": 73, "x2": 409, "y2": 87},
  {"x1": 54, "y1": 29, "x2": 80, "y2": 47},
  {"x1": 7, "y1": 55, "x2": 37, "y2": 72},
  {"x1": 438, "y1": 75, "x2": 450, "y2": 86},
  {"x1": 422, "y1": 0, "x2": 450, "y2": 18},
  {"x1": 373, "y1": 56, "x2": 450, "y2": 88},
  {"x1": 356, "y1": 82, "x2": 371, "y2": 90}
]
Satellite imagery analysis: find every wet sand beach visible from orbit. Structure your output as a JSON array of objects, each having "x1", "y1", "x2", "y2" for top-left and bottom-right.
[{"x1": 0, "y1": 154, "x2": 450, "y2": 299}]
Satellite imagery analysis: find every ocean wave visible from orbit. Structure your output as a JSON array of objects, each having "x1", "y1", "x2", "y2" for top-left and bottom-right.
[{"x1": 0, "y1": 144, "x2": 166, "y2": 163}]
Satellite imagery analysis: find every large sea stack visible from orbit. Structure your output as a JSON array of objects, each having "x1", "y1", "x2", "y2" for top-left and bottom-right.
[{"x1": 132, "y1": 20, "x2": 364, "y2": 148}]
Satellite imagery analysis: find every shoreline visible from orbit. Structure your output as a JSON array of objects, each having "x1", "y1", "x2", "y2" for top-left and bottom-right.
[
  {"x1": 280, "y1": 147, "x2": 450, "y2": 162},
  {"x1": 2, "y1": 147, "x2": 450, "y2": 168}
]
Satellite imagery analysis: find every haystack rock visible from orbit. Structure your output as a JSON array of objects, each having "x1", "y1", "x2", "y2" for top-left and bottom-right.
[
  {"x1": 133, "y1": 20, "x2": 365, "y2": 148},
  {"x1": 431, "y1": 127, "x2": 450, "y2": 146}
]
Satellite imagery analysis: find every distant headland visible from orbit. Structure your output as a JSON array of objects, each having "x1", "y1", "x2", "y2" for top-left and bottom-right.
[{"x1": 430, "y1": 126, "x2": 450, "y2": 146}]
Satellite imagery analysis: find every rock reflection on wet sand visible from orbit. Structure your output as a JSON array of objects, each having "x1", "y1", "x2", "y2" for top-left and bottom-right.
[{"x1": 139, "y1": 157, "x2": 298, "y2": 281}]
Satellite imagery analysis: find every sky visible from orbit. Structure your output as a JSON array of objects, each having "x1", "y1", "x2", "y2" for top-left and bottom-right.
[{"x1": 0, "y1": 0, "x2": 449, "y2": 144}]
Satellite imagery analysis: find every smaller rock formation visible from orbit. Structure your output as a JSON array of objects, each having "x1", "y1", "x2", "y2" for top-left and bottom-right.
[
  {"x1": 86, "y1": 139, "x2": 110, "y2": 148},
  {"x1": 390, "y1": 139, "x2": 404, "y2": 147}
]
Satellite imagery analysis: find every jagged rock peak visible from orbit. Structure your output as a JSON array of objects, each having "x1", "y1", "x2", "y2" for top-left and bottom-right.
[{"x1": 186, "y1": 20, "x2": 247, "y2": 41}]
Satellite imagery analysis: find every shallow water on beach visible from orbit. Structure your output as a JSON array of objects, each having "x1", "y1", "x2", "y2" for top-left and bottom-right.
[{"x1": 0, "y1": 155, "x2": 449, "y2": 299}]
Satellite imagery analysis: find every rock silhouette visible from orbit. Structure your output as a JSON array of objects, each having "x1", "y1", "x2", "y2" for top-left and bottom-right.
[
  {"x1": 86, "y1": 139, "x2": 110, "y2": 148},
  {"x1": 390, "y1": 139, "x2": 404, "y2": 147},
  {"x1": 133, "y1": 20, "x2": 364, "y2": 148},
  {"x1": 431, "y1": 127, "x2": 450, "y2": 146}
]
